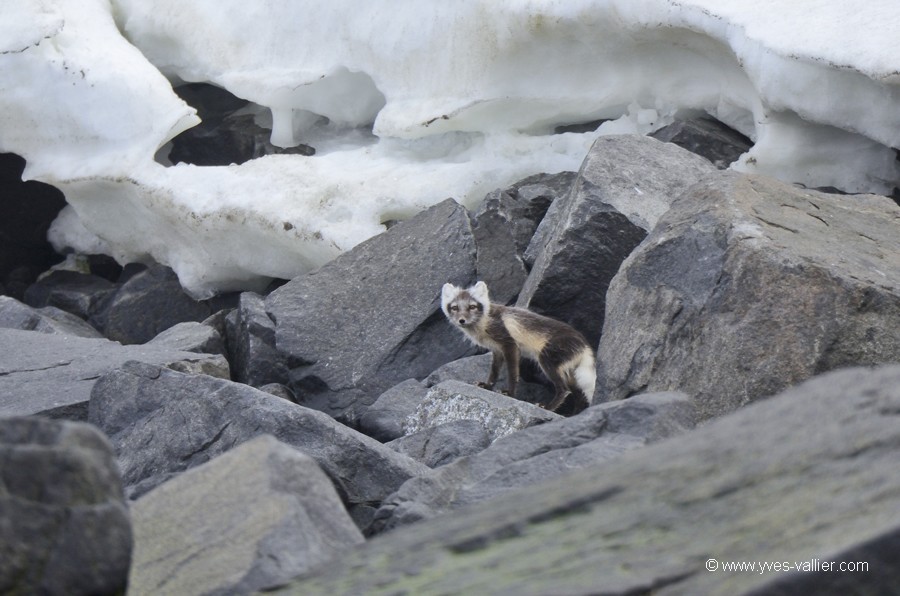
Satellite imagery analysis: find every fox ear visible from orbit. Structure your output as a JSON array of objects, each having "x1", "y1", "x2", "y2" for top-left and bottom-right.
[
  {"x1": 469, "y1": 281, "x2": 489, "y2": 304},
  {"x1": 441, "y1": 283, "x2": 458, "y2": 305}
]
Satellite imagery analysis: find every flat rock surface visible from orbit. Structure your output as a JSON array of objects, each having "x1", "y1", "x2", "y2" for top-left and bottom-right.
[{"x1": 0, "y1": 328, "x2": 227, "y2": 420}]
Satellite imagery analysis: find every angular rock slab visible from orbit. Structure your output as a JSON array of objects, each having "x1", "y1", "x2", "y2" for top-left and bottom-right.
[
  {"x1": 572, "y1": 134, "x2": 719, "y2": 232},
  {"x1": 0, "y1": 417, "x2": 131, "y2": 596},
  {"x1": 373, "y1": 391, "x2": 693, "y2": 533},
  {"x1": 0, "y1": 328, "x2": 228, "y2": 420},
  {"x1": 519, "y1": 134, "x2": 716, "y2": 349},
  {"x1": 0, "y1": 294, "x2": 102, "y2": 338},
  {"x1": 598, "y1": 172, "x2": 900, "y2": 420},
  {"x1": 405, "y1": 380, "x2": 561, "y2": 443},
  {"x1": 650, "y1": 116, "x2": 752, "y2": 169},
  {"x1": 266, "y1": 199, "x2": 480, "y2": 422},
  {"x1": 88, "y1": 362, "x2": 428, "y2": 527},
  {"x1": 272, "y1": 365, "x2": 900, "y2": 595},
  {"x1": 225, "y1": 291, "x2": 288, "y2": 387},
  {"x1": 129, "y1": 435, "x2": 363, "y2": 595}
]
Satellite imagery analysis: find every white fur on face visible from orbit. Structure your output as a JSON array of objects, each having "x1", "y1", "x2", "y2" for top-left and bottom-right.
[{"x1": 441, "y1": 283, "x2": 461, "y2": 315}]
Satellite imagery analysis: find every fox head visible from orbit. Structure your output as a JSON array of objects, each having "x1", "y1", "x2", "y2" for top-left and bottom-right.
[{"x1": 441, "y1": 281, "x2": 490, "y2": 329}]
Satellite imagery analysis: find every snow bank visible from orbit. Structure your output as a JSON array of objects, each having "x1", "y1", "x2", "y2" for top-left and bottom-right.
[{"x1": 2, "y1": 0, "x2": 899, "y2": 297}]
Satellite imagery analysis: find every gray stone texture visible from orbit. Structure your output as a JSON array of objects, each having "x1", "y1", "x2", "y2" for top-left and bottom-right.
[
  {"x1": 0, "y1": 417, "x2": 131, "y2": 596},
  {"x1": 405, "y1": 380, "x2": 562, "y2": 443},
  {"x1": 265, "y1": 199, "x2": 484, "y2": 422},
  {"x1": 273, "y1": 365, "x2": 900, "y2": 595},
  {"x1": 88, "y1": 362, "x2": 428, "y2": 530},
  {"x1": 225, "y1": 291, "x2": 288, "y2": 387},
  {"x1": 372, "y1": 391, "x2": 693, "y2": 533},
  {"x1": 128, "y1": 435, "x2": 363, "y2": 595},
  {"x1": 0, "y1": 328, "x2": 228, "y2": 420},
  {"x1": 598, "y1": 171, "x2": 900, "y2": 420},
  {"x1": 519, "y1": 135, "x2": 717, "y2": 349},
  {"x1": 650, "y1": 115, "x2": 752, "y2": 169},
  {"x1": 0, "y1": 294, "x2": 102, "y2": 338},
  {"x1": 387, "y1": 419, "x2": 492, "y2": 468}
]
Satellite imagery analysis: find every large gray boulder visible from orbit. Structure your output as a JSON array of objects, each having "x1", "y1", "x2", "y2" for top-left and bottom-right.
[
  {"x1": 0, "y1": 417, "x2": 131, "y2": 596},
  {"x1": 0, "y1": 328, "x2": 228, "y2": 420},
  {"x1": 128, "y1": 435, "x2": 363, "y2": 595},
  {"x1": 266, "y1": 199, "x2": 484, "y2": 422},
  {"x1": 88, "y1": 362, "x2": 428, "y2": 530},
  {"x1": 371, "y1": 391, "x2": 693, "y2": 534},
  {"x1": 272, "y1": 365, "x2": 900, "y2": 595},
  {"x1": 0, "y1": 294, "x2": 102, "y2": 338},
  {"x1": 518, "y1": 135, "x2": 716, "y2": 348},
  {"x1": 597, "y1": 171, "x2": 900, "y2": 420},
  {"x1": 571, "y1": 134, "x2": 719, "y2": 232}
]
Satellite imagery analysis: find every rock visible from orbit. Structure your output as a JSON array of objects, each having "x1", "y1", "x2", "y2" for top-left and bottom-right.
[
  {"x1": 95, "y1": 263, "x2": 236, "y2": 344},
  {"x1": 387, "y1": 419, "x2": 492, "y2": 468},
  {"x1": 0, "y1": 328, "x2": 228, "y2": 420},
  {"x1": 168, "y1": 83, "x2": 314, "y2": 166},
  {"x1": 259, "y1": 382, "x2": 299, "y2": 403},
  {"x1": 517, "y1": 188, "x2": 646, "y2": 349},
  {"x1": 146, "y1": 319, "x2": 226, "y2": 356},
  {"x1": 358, "y1": 379, "x2": 429, "y2": 442},
  {"x1": 424, "y1": 354, "x2": 553, "y2": 406},
  {"x1": 650, "y1": 115, "x2": 753, "y2": 169},
  {"x1": 88, "y1": 362, "x2": 428, "y2": 530},
  {"x1": 571, "y1": 134, "x2": 719, "y2": 232},
  {"x1": 372, "y1": 391, "x2": 693, "y2": 533},
  {"x1": 597, "y1": 172, "x2": 900, "y2": 420},
  {"x1": 23, "y1": 269, "x2": 117, "y2": 321},
  {"x1": 518, "y1": 135, "x2": 717, "y2": 349},
  {"x1": 405, "y1": 380, "x2": 561, "y2": 443},
  {"x1": 0, "y1": 152, "x2": 67, "y2": 301},
  {"x1": 265, "y1": 199, "x2": 481, "y2": 422},
  {"x1": 225, "y1": 291, "x2": 288, "y2": 387},
  {"x1": 0, "y1": 417, "x2": 131, "y2": 596},
  {"x1": 128, "y1": 435, "x2": 363, "y2": 595},
  {"x1": 273, "y1": 365, "x2": 900, "y2": 595},
  {"x1": 475, "y1": 172, "x2": 576, "y2": 260},
  {"x1": 0, "y1": 295, "x2": 103, "y2": 338},
  {"x1": 469, "y1": 207, "x2": 527, "y2": 305},
  {"x1": 470, "y1": 171, "x2": 576, "y2": 302}
]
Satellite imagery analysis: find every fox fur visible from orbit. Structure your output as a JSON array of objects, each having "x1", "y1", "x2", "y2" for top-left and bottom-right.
[{"x1": 441, "y1": 281, "x2": 596, "y2": 413}]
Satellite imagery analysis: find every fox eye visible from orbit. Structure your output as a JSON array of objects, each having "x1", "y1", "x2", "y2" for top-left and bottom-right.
[
  {"x1": 468, "y1": 304, "x2": 478, "y2": 311},
  {"x1": 449, "y1": 305, "x2": 459, "y2": 312}
]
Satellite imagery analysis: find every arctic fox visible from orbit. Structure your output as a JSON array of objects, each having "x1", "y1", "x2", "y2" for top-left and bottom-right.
[{"x1": 441, "y1": 281, "x2": 596, "y2": 413}]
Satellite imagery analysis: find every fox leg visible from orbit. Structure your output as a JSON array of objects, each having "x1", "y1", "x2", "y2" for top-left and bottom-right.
[
  {"x1": 502, "y1": 343, "x2": 520, "y2": 397},
  {"x1": 540, "y1": 363, "x2": 571, "y2": 412},
  {"x1": 478, "y1": 350, "x2": 505, "y2": 390}
]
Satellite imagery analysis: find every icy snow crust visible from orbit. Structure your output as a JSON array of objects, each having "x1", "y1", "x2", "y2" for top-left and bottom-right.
[{"x1": 2, "y1": 0, "x2": 899, "y2": 297}]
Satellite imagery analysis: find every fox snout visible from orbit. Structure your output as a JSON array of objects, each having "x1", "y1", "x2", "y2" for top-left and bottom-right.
[{"x1": 455, "y1": 314, "x2": 473, "y2": 327}]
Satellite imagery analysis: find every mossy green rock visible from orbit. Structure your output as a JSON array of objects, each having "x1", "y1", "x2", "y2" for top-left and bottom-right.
[{"x1": 270, "y1": 365, "x2": 900, "y2": 595}]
